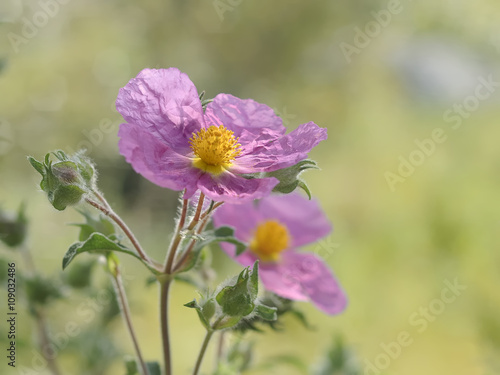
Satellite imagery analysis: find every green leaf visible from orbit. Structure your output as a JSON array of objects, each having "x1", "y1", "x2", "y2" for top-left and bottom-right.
[
  {"x1": 62, "y1": 232, "x2": 143, "y2": 270},
  {"x1": 51, "y1": 184, "x2": 86, "y2": 211},
  {"x1": 176, "y1": 226, "x2": 247, "y2": 273}
]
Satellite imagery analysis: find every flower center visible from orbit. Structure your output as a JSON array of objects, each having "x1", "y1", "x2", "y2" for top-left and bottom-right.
[
  {"x1": 189, "y1": 125, "x2": 241, "y2": 175},
  {"x1": 250, "y1": 220, "x2": 290, "y2": 262}
]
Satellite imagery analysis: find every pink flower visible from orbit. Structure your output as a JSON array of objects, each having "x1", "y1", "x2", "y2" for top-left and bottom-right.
[
  {"x1": 116, "y1": 68, "x2": 327, "y2": 203},
  {"x1": 212, "y1": 193, "x2": 347, "y2": 315}
]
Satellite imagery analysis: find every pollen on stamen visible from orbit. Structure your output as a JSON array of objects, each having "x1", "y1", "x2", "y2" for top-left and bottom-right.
[
  {"x1": 250, "y1": 220, "x2": 290, "y2": 262},
  {"x1": 189, "y1": 125, "x2": 242, "y2": 175}
]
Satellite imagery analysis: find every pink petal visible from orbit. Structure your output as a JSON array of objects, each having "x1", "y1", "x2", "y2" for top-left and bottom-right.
[
  {"x1": 261, "y1": 251, "x2": 347, "y2": 315},
  {"x1": 116, "y1": 68, "x2": 204, "y2": 152},
  {"x1": 233, "y1": 122, "x2": 327, "y2": 173},
  {"x1": 259, "y1": 193, "x2": 332, "y2": 247},
  {"x1": 197, "y1": 172, "x2": 278, "y2": 203},
  {"x1": 204, "y1": 94, "x2": 286, "y2": 141},
  {"x1": 118, "y1": 123, "x2": 200, "y2": 198},
  {"x1": 211, "y1": 200, "x2": 261, "y2": 243}
]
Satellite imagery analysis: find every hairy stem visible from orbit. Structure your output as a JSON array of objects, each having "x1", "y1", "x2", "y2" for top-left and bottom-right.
[
  {"x1": 111, "y1": 264, "x2": 149, "y2": 375},
  {"x1": 186, "y1": 193, "x2": 205, "y2": 231},
  {"x1": 172, "y1": 215, "x2": 210, "y2": 273},
  {"x1": 34, "y1": 308, "x2": 62, "y2": 375},
  {"x1": 160, "y1": 279, "x2": 173, "y2": 375},
  {"x1": 215, "y1": 331, "x2": 226, "y2": 371},
  {"x1": 192, "y1": 330, "x2": 214, "y2": 375},
  {"x1": 20, "y1": 246, "x2": 61, "y2": 375},
  {"x1": 85, "y1": 197, "x2": 160, "y2": 271},
  {"x1": 163, "y1": 198, "x2": 189, "y2": 274}
]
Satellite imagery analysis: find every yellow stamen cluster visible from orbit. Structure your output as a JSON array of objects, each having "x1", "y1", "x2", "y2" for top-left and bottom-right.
[
  {"x1": 250, "y1": 220, "x2": 290, "y2": 262},
  {"x1": 189, "y1": 125, "x2": 241, "y2": 175}
]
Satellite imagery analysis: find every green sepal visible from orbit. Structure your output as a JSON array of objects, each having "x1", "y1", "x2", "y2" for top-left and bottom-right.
[
  {"x1": 254, "y1": 304, "x2": 278, "y2": 321},
  {"x1": 215, "y1": 261, "x2": 259, "y2": 318},
  {"x1": 243, "y1": 159, "x2": 318, "y2": 198},
  {"x1": 28, "y1": 156, "x2": 44, "y2": 175},
  {"x1": 236, "y1": 293, "x2": 310, "y2": 333},
  {"x1": 176, "y1": 226, "x2": 247, "y2": 273},
  {"x1": 184, "y1": 299, "x2": 211, "y2": 330},
  {"x1": 51, "y1": 184, "x2": 86, "y2": 211},
  {"x1": 266, "y1": 159, "x2": 318, "y2": 199}
]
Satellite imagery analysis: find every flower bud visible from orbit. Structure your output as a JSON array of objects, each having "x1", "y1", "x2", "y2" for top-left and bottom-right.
[
  {"x1": 28, "y1": 150, "x2": 97, "y2": 211},
  {"x1": 0, "y1": 204, "x2": 28, "y2": 248},
  {"x1": 185, "y1": 261, "x2": 277, "y2": 331}
]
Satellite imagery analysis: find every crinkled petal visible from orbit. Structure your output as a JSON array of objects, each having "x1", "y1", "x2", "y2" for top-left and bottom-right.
[
  {"x1": 232, "y1": 122, "x2": 327, "y2": 173},
  {"x1": 204, "y1": 94, "x2": 286, "y2": 144},
  {"x1": 261, "y1": 250, "x2": 347, "y2": 314},
  {"x1": 116, "y1": 68, "x2": 204, "y2": 152},
  {"x1": 259, "y1": 193, "x2": 331, "y2": 247},
  {"x1": 197, "y1": 172, "x2": 278, "y2": 203},
  {"x1": 118, "y1": 123, "x2": 200, "y2": 198}
]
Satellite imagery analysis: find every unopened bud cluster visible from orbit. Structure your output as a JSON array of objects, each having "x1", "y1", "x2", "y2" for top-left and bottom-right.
[{"x1": 28, "y1": 151, "x2": 96, "y2": 211}]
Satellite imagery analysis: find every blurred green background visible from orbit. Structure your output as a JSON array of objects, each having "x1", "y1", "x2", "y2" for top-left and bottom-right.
[{"x1": 1, "y1": 0, "x2": 500, "y2": 374}]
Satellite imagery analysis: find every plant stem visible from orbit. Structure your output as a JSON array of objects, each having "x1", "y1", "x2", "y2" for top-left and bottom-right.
[
  {"x1": 34, "y1": 307, "x2": 62, "y2": 375},
  {"x1": 199, "y1": 201, "x2": 224, "y2": 222},
  {"x1": 215, "y1": 331, "x2": 226, "y2": 369},
  {"x1": 163, "y1": 198, "x2": 189, "y2": 274},
  {"x1": 186, "y1": 193, "x2": 205, "y2": 231},
  {"x1": 192, "y1": 330, "x2": 214, "y2": 375},
  {"x1": 85, "y1": 197, "x2": 160, "y2": 271},
  {"x1": 172, "y1": 215, "x2": 210, "y2": 273},
  {"x1": 92, "y1": 189, "x2": 110, "y2": 209},
  {"x1": 111, "y1": 264, "x2": 149, "y2": 375},
  {"x1": 160, "y1": 279, "x2": 173, "y2": 375},
  {"x1": 19, "y1": 246, "x2": 62, "y2": 375}
]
